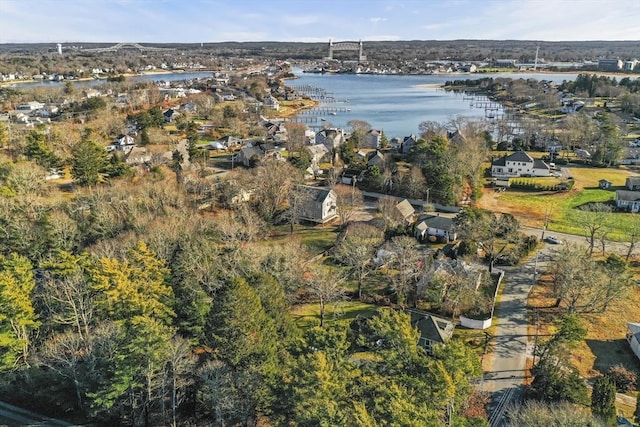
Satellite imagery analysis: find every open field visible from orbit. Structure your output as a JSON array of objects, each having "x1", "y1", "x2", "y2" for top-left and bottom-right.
[
  {"x1": 477, "y1": 166, "x2": 637, "y2": 240},
  {"x1": 527, "y1": 269, "x2": 640, "y2": 381},
  {"x1": 267, "y1": 224, "x2": 338, "y2": 255}
]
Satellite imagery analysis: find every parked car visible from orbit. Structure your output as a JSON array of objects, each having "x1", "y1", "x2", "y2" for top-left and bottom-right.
[{"x1": 545, "y1": 236, "x2": 562, "y2": 244}]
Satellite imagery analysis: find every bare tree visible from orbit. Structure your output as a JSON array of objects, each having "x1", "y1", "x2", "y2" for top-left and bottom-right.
[
  {"x1": 400, "y1": 166, "x2": 426, "y2": 199},
  {"x1": 162, "y1": 337, "x2": 196, "y2": 427},
  {"x1": 38, "y1": 330, "x2": 87, "y2": 410},
  {"x1": 251, "y1": 159, "x2": 299, "y2": 222},
  {"x1": 283, "y1": 122, "x2": 307, "y2": 154},
  {"x1": 306, "y1": 265, "x2": 345, "y2": 327},
  {"x1": 624, "y1": 221, "x2": 640, "y2": 261},
  {"x1": 280, "y1": 185, "x2": 313, "y2": 234},
  {"x1": 548, "y1": 244, "x2": 632, "y2": 313},
  {"x1": 378, "y1": 196, "x2": 401, "y2": 231},
  {"x1": 574, "y1": 203, "x2": 611, "y2": 256},
  {"x1": 334, "y1": 184, "x2": 364, "y2": 226},
  {"x1": 387, "y1": 235, "x2": 421, "y2": 307},
  {"x1": 333, "y1": 223, "x2": 384, "y2": 300}
]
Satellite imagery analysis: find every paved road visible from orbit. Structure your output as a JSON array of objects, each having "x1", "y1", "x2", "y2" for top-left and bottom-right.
[
  {"x1": 0, "y1": 401, "x2": 73, "y2": 426},
  {"x1": 482, "y1": 245, "x2": 554, "y2": 427}
]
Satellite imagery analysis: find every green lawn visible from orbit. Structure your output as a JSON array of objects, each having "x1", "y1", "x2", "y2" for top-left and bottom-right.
[
  {"x1": 489, "y1": 166, "x2": 637, "y2": 240},
  {"x1": 263, "y1": 224, "x2": 339, "y2": 256},
  {"x1": 291, "y1": 301, "x2": 378, "y2": 329}
]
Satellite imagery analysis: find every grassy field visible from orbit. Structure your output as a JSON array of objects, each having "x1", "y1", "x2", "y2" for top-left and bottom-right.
[
  {"x1": 478, "y1": 166, "x2": 637, "y2": 240},
  {"x1": 291, "y1": 301, "x2": 378, "y2": 329},
  {"x1": 527, "y1": 269, "x2": 640, "y2": 382},
  {"x1": 266, "y1": 224, "x2": 339, "y2": 256}
]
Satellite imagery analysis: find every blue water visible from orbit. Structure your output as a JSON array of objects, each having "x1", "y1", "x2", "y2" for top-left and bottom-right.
[{"x1": 287, "y1": 71, "x2": 579, "y2": 138}]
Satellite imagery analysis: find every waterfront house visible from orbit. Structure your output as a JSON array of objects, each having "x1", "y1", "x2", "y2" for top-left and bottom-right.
[
  {"x1": 316, "y1": 128, "x2": 345, "y2": 150},
  {"x1": 491, "y1": 151, "x2": 550, "y2": 178},
  {"x1": 362, "y1": 129, "x2": 382, "y2": 149},
  {"x1": 263, "y1": 94, "x2": 280, "y2": 111},
  {"x1": 401, "y1": 134, "x2": 418, "y2": 156}
]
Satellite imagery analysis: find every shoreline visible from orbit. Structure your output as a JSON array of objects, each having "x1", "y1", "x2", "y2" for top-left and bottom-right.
[{"x1": 0, "y1": 69, "x2": 217, "y2": 87}]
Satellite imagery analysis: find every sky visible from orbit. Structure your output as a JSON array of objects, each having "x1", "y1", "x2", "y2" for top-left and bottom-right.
[{"x1": 1, "y1": 0, "x2": 639, "y2": 44}]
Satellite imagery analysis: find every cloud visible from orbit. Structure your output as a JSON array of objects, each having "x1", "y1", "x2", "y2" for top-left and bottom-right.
[{"x1": 370, "y1": 17, "x2": 388, "y2": 23}]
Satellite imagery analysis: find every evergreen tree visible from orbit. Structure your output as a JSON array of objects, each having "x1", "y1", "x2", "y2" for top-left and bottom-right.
[
  {"x1": 591, "y1": 376, "x2": 617, "y2": 425},
  {"x1": 70, "y1": 137, "x2": 110, "y2": 186},
  {"x1": 0, "y1": 253, "x2": 40, "y2": 370}
]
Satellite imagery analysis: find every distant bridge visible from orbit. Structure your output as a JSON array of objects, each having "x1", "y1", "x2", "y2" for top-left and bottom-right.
[
  {"x1": 84, "y1": 43, "x2": 175, "y2": 53},
  {"x1": 327, "y1": 39, "x2": 366, "y2": 62}
]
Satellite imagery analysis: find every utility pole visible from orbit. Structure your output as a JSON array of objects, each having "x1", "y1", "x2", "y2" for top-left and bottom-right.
[{"x1": 541, "y1": 208, "x2": 550, "y2": 241}]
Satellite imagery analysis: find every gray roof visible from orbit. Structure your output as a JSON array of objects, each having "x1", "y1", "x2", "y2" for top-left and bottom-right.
[
  {"x1": 409, "y1": 311, "x2": 455, "y2": 344},
  {"x1": 298, "y1": 185, "x2": 334, "y2": 203},
  {"x1": 491, "y1": 156, "x2": 507, "y2": 167},
  {"x1": 616, "y1": 190, "x2": 640, "y2": 201},
  {"x1": 533, "y1": 159, "x2": 549, "y2": 169},
  {"x1": 505, "y1": 151, "x2": 534, "y2": 163},
  {"x1": 417, "y1": 215, "x2": 454, "y2": 231},
  {"x1": 627, "y1": 177, "x2": 640, "y2": 185}
]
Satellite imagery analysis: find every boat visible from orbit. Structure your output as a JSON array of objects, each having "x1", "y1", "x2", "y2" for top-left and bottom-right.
[
  {"x1": 320, "y1": 117, "x2": 326, "y2": 121},
  {"x1": 329, "y1": 112, "x2": 337, "y2": 116}
]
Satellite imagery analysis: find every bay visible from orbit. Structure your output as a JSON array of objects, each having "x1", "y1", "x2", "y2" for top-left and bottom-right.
[{"x1": 286, "y1": 71, "x2": 579, "y2": 139}]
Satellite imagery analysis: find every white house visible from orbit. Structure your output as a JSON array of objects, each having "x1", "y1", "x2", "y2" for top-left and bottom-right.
[
  {"x1": 491, "y1": 151, "x2": 551, "y2": 178},
  {"x1": 17, "y1": 101, "x2": 45, "y2": 111},
  {"x1": 298, "y1": 185, "x2": 338, "y2": 224},
  {"x1": 415, "y1": 215, "x2": 457, "y2": 242},
  {"x1": 615, "y1": 190, "x2": 640, "y2": 213},
  {"x1": 626, "y1": 322, "x2": 640, "y2": 362},
  {"x1": 263, "y1": 95, "x2": 280, "y2": 111}
]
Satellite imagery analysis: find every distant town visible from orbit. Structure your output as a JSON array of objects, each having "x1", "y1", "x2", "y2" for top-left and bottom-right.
[{"x1": 0, "y1": 39, "x2": 639, "y2": 427}]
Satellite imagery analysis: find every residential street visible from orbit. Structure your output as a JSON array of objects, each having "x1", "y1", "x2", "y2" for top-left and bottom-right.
[{"x1": 482, "y1": 245, "x2": 554, "y2": 427}]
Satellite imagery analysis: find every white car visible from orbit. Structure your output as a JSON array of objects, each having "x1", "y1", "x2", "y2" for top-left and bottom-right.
[{"x1": 545, "y1": 236, "x2": 562, "y2": 244}]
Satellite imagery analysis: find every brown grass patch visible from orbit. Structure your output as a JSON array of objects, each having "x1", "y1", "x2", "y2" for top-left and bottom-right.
[{"x1": 527, "y1": 261, "x2": 640, "y2": 381}]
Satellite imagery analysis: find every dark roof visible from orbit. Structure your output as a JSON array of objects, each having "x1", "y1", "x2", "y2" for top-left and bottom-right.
[
  {"x1": 533, "y1": 159, "x2": 549, "y2": 169},
  {"x1": 298, "y1": 185, "x2": 334, "y2": 203},
  {"x1": 408, "y1": 311, "x2": 454, "y2": 344},
  {"x1": 506, "y1": 151, "x2": 534, "y2": 163},
  {"x1": 616, "y1": 190, "x2": 640, "y2": 201},
  {"x1": 599, "y1": 179, "x2": 612, "y2": 183},
  {"x1": 627, "y1": 177, "x2": 640, "y2": 184},
  {"x1": 417, "y1": 215, "x2": 454, "y2": 231},
  {"x1": 492, "y1": 156, "x2": 507, "y2": 167}
]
